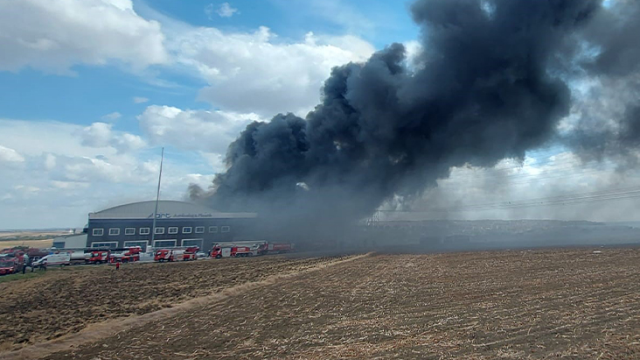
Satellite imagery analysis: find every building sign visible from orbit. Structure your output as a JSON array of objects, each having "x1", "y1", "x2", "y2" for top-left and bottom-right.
[{"x1": 147, "y1": 213, "x2": 217, "y2": 219}]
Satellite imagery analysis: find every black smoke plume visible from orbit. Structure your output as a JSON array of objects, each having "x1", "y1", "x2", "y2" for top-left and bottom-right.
[{"x1": 190, "y1": 0, "x2": 640, "y2": 241}]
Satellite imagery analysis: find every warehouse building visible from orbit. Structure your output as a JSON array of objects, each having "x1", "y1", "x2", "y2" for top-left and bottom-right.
[
  {"x1": 52, "y1": 234, "x2": 87, "y2": 249},
  {"x1": 86, "y1": 200, "x2": 257, "y2": 252}
]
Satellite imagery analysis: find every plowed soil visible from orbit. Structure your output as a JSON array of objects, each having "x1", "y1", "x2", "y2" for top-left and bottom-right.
[
  {"x1": 0, "y1": 256, "x2": 348, "y2": 352},
  {"x1": 42, "y1": 247, "x2": 640, "y2": 359}
]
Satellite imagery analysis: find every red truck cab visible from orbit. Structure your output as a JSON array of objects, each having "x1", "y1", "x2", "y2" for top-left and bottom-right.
[
  {"x1": 88, "y1": 250, "x2": 110, "y2": 264},
  {"x1": 0, "y1": 260, "x2": 17, "y2": 275},
  {"x1": 211, "y1": 246, "x2": 233, "y2": 259},
  {"x1": 155, "y1": 247, "x2": 199, "y2": 262},
  {"x1": 154, "y1": 249, "x2": 171, "y2": 262}
]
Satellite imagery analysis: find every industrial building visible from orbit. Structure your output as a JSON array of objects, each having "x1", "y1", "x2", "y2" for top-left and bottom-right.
[
  {"x1": 86, "y1": 200, "x2": 257, "y2": 252},
  {"x1": 52, "y1": 234, "x2": 87, "y2": 249}
]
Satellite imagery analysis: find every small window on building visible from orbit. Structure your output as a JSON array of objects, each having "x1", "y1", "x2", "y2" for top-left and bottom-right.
[
  {"x1": 221, "y1": 226, "x2": 231, "y2": 233},
  {"x1": 195, "y1": 226, "x2": 205, "y2": 234},
  {"x1": 91, "y1": 242, "x2": 118, "y2": 249},
  {"x1": 182, "y1": 239, "x2": 203, "y2": 248},
  {"x1": 209, "y1": 226, "x2": 218, "y2": 233},
  {"x1": 92, "y1": 228, "x2": 104, "y2": 236},
  {"x1": 125, "y1": 228, "x2": 136, "y2": 236},
  {"x1": 168, "y1": 227, "x2": 179, "y2": 234},
  {"x1": 52, "y1": 241, "x2": 65, "y2": 249},
  {"x1": 153, "y1": 240, "x2": 177, "y2": 248},
  {"x1": 182, "y1": 227, "x2": 192, "y2": 234},
  {"x1": 109, "y1": 228, "x2": 120, "y2": 236},
  {"x1": 154, "y1": 227, "x2": 165, "y2": 235},
  {"x1": 139, "y1": 227, "x2": 150, "y2": 235}
]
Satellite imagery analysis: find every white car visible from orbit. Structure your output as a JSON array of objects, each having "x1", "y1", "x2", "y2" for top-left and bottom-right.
[{"x1": 196, "y1": 252, "x2": 207, "y2": 259}]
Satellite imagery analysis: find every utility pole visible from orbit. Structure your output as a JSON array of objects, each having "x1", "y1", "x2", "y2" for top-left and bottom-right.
[{"x1": 150, "y1": 147, "x2": 164, "y2": 251}]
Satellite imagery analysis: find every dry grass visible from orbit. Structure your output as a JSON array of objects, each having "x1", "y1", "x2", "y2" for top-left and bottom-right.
[
  {"x1": 41, "y1": 247, "x2": 640, "y2": 360},
  {"x1": 0, "y1": 240, "x2": 53, "y2": 249}
]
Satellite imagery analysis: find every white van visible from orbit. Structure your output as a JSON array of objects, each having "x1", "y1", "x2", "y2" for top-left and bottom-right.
[{"x1": 32, "y1": 253, "x2": 71, "y2": 267}]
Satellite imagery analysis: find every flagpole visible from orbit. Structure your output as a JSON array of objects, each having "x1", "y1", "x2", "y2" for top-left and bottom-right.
[{"x1": 150, "y1": 147, "x2": 164, "y2": 251}]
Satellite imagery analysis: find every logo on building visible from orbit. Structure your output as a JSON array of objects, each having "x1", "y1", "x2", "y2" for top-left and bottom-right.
[{"x1": 147, "y1": 213, "x2": 215, "y2": 219}]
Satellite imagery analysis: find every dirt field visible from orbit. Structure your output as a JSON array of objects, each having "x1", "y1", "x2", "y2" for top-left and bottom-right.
[
  {"x1": 32, "y1": 247, "x2": 640, "y2": 360},
  {"x1": 0, "y1": 255, "x2": 349, "y2": 352}
]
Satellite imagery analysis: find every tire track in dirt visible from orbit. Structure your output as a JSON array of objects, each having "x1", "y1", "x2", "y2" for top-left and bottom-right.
[{"x1": 0, "y1": 253, "x2": 371, "y2": 360}]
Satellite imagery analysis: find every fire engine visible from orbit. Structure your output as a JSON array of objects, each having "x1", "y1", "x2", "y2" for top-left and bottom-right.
[
  {"x1": 211, "y1": 245, "x2": 259, "y2": 258},
  {"x1": 154, "y1": 246, "x2": 198, "y2": 262},
  {"x1": 0, "y1": 258, "x2": 18, "y2": 275},
  {"x1": 0, "y1": 250, "x2": 25, "y2": 275},
  {"x1": 109, "y1": 247, "x2": 142, "y2": 263},
  {"x1": 211, "y1": 242, "x2": 294, "y2": 259},
  {"x1": 211, "y1": 246, "x2": 232, "y2": 259},
  {"x1": 232, "y1": 246, "x2": 256, "y2": 257},
  {"x1": 265, "y1": 242, "x2": 295, "y2": 254},
  {"x1": 87, "y1": 250, "x2": 111, "y2": 264}
]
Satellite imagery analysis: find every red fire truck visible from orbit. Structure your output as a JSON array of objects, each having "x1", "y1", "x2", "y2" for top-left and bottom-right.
[
  {"x1": 87, "y1": 250, "x2": 110, "y2": 264},
  {"x1": 0, "y1": 250, "x2": 25, "y2": 275},
  {"x1": 109, "y1": 247, "x2": 142, "y2": 263},
  {"x1": 154, "y1": 246, "x2": 198, "y2": 262},
  {"x1": 0, "y1": 259, "x2": 18, "y2": 275},
  {"x1": 210, "y1": 246, "x2": 232, "y2": 259},
  {"x1": 211, "y1": 242, "x2": 294, "y2": 259},
  {"x1": 231, "y1": 246, "x2": 255, "y2": 257},
  {"x1": 265, "y1": 242, "x2": 295, "y2": 254},
  {"x1": 211, "y1": 244, "x2": 259, "y2": 258}
]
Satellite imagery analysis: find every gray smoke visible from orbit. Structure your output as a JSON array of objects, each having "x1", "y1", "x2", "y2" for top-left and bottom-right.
[
  {"x1": 562, "y1": 0, "x2": 640, "y2": 165},
  {"x1": 190, "y1": 0, "x2": 640, "y2": 241}
]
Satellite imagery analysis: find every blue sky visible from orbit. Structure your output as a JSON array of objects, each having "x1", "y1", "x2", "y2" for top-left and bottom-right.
[{"x1": 0, "y1": 0, "x2": 636, "y2": 229}]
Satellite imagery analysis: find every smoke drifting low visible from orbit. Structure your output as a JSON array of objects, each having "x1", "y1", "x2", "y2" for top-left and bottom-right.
[{"x1": 191, "y1": 0, "x2": 640, "y2": 239}]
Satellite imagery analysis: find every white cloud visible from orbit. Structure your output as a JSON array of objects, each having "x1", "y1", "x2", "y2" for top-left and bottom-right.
[
  {"x1": 217, "y1": 3, "x2": 238, "y2": 17},
  {"x1": 171, "y1": 27, "x2": 374, "y2": 117},
  {"x1": 205, "y1": 3, "x2": 238, "y2": 19},
  {"x1": 199, "y1": 152, "x2": 225, "y2": 170},
  {"x1": 80, "y1": 122, "x2": 146, "y2": 153},
  {"x1": 0, "y1": 120, "x2": 98, "y2": 157},
  {"x1": 138, "y1": 105, "x2": 260, "y2": 153},
  {"x1": 133, "y1": 96, "x2": 149, "y2": 104},
  {"x1": 404, "y1": 40, "x2": 424, "y2": 71},
  {"x1": 81, "y1": 122, "x2": 113, "y2": 147},
  {"x1": 51, "y1": 181, "x2": 91, "y2": 190},
  {"x1": 47, "y1": 154, "x2": 151, "y2": 184},
  {"x1": 0, "y1": 145, "x2": 25, "y2": 163},
  {"x1": 0, "y1": 118, "x2": 219, "y2": 229},
  {"x1": 14, "y1": 185, "x2": 40, "y2": 195},
  {"x1": 0, "y1": 0, "x2": 168, "y2": 73},
  {"x1": 115, "y1": 133, "x2": 147, "y2": 153},
  {"x1": 102, "y1": 112, "x2": 122, "y2": 121},
  {"x1": 44, "y1": 153, "x2": 57, "y2": 170},
  {"x1": 389, "y1": 150, "x2": 640, "y2": 223}
]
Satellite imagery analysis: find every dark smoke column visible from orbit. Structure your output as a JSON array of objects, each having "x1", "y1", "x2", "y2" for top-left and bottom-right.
[{"x1": 198, "y1": 0, "x2": 601, "y2": 240}]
